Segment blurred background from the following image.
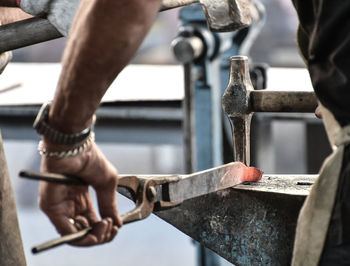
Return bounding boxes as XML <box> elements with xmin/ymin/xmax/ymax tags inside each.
<box><xmin>1</xmin><ymin>0</ymin><xmax>329</xmax><ymax>265</ymax></box>
<box><xmin>13</xmin><ymin>0</ymin><xmax>303</xmax><ymax>66</ymax></box>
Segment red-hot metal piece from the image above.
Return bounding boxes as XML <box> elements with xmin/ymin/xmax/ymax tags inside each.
<box><xmin>239</xmin><ymin>162</ymin><xmax>263</xmax><ymax>182</ymax></box>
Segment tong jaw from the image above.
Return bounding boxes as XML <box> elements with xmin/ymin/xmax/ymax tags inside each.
<box><xmin>119</xmin><ymin>175</ymin><xmax>182</xmax><ymax>224</ymax></box>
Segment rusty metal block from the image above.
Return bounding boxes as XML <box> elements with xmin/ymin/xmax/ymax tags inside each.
<box><xmin>155</xmin><ymin>175</ymin><xmax>316</xmax><ymax>265</ymax></box>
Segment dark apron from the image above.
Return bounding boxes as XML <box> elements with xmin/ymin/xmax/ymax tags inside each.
<box><xmin>290</xmin><ymin>1</ymin><xmax>350</xmax><ymax>264</ymax></box>
<box><xmin>0</xmin><ymin>132</ymin><xmax>26</xmax><ymax>266</ymax></box>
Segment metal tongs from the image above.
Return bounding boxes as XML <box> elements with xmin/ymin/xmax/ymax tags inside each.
<box><xmin>19</xmin><ymin>162</ymin><xmax>263</xmax><ymax>253</ymax></box>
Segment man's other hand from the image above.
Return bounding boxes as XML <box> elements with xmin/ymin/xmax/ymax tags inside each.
<box><xmin>39</xmin><ymin>141</ymin><xmax>122</xmax><ymax>246</ymax></box>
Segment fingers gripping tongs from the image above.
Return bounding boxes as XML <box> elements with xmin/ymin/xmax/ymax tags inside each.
<box><xmin>19</xmin><ymin>171</ymin><xmax>181</xmax><ymax>253</ymax></box>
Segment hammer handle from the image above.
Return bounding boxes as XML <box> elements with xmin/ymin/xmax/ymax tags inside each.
<box><xmin>0</xmin><ymin>0</ymin><xmax>200</xmax><ymax>53</ymax></box>
<box><xmin>250</xmin><ymin>91</ymin><xmax>318</xmax><ymax>113</ymax></box>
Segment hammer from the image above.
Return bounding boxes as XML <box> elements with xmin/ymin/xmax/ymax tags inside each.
<box><xmin>161</xmin><ymin>0</ymin><xmax>252</xmax><ymax>31</ymax></box>
<box><xmin>0</xmin><ymin>0</ymin><xmax>253</xmax><ymax>53</ymax></box>
<box><xmin>222</xmin><ymin>56</ymin><xmax>318</xmax><ymax>166</ymax></box>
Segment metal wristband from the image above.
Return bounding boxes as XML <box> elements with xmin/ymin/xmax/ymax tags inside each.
<box><xmin>38</xmin><ymin>132</ymin><xmax>95</xmax><ymax>158</ymax></box>
<box><xmin>33</xmin><ymin>102</ymin><xmax>95</xmax><ymax>145</ymax></box>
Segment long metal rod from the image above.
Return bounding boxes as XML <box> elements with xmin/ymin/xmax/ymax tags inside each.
<box><xmin>20</xmin><ymin>162</ymin><xmax>263</xmax><ymax>204</ymax></box>
<box><xmin>0</xmin><ymin>0</ymin><xmax>199</xmax><ymax>53</ymax></box>
<box><xmin>183</xmin><ymin>63</ymin><xmax>195</xmax><ymax>174</ymax></box>
<box><xmin>0</xmin><ymin>17</ymin><xmax>61</xmax><ymax>53</ymax></box>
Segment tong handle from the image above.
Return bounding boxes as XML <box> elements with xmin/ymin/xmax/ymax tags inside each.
<box><xmin>19</xmin><ymin>171</ymin><xmax>87</xmax><ymax>185</ymax></box>
<box><xmin>19</xmin><ymin>170</ymin><xmax>153</xmax><ymax>253</ymax></box>
<box><xmin>31</xmin><ymin>208</ymin><xmax>143</xmax><ymax>254</ymax></box>
<box><xmin>32</xmin><ymin>227</ymin><xmax>92</xmax><ymax>254</ymax></box>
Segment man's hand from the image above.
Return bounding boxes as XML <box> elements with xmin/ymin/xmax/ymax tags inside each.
<box><xmin>39</xmin><ymin>141</ymin><xmax>122</xmax><ymax>246</ymax></box>
<box><xmin>36</xmin><ymin>0</ymin><xmax>162</xmax><ymax>247</ymax></box>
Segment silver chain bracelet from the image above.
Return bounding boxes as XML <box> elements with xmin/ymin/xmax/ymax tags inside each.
<box><xmin>38</xmin><ymin>132</ymin><xmax>95</xmax><ymax>158</ymax></box>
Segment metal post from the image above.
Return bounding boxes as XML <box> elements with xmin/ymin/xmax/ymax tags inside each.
<box><xmin>183</xmin><ymin>62</ymin><xmax>196</xmax><ymax>173</ymax></box>
<box><xmin>177</xmin><ymin>1</ymin><xmax>267</xmax><ymax>264</ymax></box>
<box><xmin>177</xmin><ymin>5</ymin><xmax>229</xmax><ymax>266</ymax></box>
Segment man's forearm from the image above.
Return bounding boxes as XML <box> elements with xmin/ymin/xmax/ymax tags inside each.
<box><xmin>48</xmin><ymin>0</ymin><xmax>162</xmax><ymax>134</ymax></box>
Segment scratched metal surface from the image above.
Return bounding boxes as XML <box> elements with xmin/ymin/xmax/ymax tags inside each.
<box><xmin>235</xmin><ymin>174</ymin><xmax>317</xmax><ymax>196</ymax></box>
<box><xmin>155</xmin><ymin>180</ymin><xmax>309</xmax><ymax>265</ymax></box>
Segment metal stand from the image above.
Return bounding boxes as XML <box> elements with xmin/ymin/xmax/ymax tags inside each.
<box><xmin>173</xmin><ymin>2</ymin><xmax>266</xmax><ymax>265</ymax></box>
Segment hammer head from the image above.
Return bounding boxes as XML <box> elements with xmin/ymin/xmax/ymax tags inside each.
<box><xmin>222</xmin><ymin>56</ymin><xmax>253</xmax><ymax>117</ymax></box>
<box><xmin>200</xmin><ymin>0</ymin><xmax>252</xmax><ymax>32</ymax></box>
<box><xmin>222</xmin><ymin>56</ymin><xmax>254</xmax><ymax>165</ymax></box>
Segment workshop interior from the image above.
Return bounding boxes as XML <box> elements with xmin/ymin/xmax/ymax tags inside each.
<box><xmin>0</xmin><ymin>0</ymin><xmax>331</xmax><ymax>265</ymax></box>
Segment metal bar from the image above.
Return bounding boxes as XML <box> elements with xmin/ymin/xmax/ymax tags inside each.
<box><xmin>0</xmin><ymin>0</ymin><xmax>252</xmax><ymax>52</ymax></box>
<box><xmin>0</xmin><ymin>0</ymin><xmax>205</xmax><ymax>53</ymax></box>
<box><xmin>0</xmin><ymin>17</ymin><xmax>61</xmax><ymax>53</ymax></box>
<box><xmin>0</xmin><ymin>102</ymin><xmax>183</xmax><ymax>144</ymax></box>
<box><xmin>250</xmin><ymin>91</ymin><xmax>318</xmax><ymax>113</ymax></box>
<box><xmin>183</xmin><ymin>63</ymin><xmax>195</xmax><ymax>173</ymax></box>
<box><xmin>209</xmin><ymin>58</ymin><xmax>224</xmax><ymax>167</ymax></box>
<box><xmin>167</xmin><ymin>162</ymin><xmax>262</xmax><ymax>202</ymax></box>
<box><xmin>20</xmin><ymin>162</ymin><xmax>263</xmax><ymax>204</ymax></box>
